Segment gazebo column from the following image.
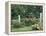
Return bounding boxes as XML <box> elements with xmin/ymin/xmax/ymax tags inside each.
<box><xmin>18</xmin><ymin>15</ymin><xmax>21</xmax><ymax>23</ymax></box>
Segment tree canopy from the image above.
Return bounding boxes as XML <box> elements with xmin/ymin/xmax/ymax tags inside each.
<box><xmin>11</xmin><ymin>4</ymin><xmax>43</xmax><ymax>19</ymax></box>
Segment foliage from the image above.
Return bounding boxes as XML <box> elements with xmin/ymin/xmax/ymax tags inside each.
<box><xmin>24</xmin><ymin>19</ymin><xmax>32</xmax><ymax>26</ymax></box>
<box><xmin>11</xmin><ymin>20</ymin><xmax>24</xmax><ymax>28</ymax></box>
<box><xmin>11</xmin><ymin>4</ymin><xmax>43</xmax><ymax>19</ymax></box>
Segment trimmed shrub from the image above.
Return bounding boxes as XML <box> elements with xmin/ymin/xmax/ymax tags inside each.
<box><xmin>11</xmin><ymin>20</ymin><xmax>25</xmax><ymax>28</ymax></box>
<box><xmin>25</xmin><ymin>20</ymin><xmax>32</xmax><ymax>26</ymax></box>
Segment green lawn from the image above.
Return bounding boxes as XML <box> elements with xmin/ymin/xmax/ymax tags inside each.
<box><xmin>11</xmin><ymin>26</ymin><xmax>32</xmax><ymax>32</ymax></box>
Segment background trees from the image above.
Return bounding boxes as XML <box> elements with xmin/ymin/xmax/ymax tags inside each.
<box><xmin>11</xmin><ymin>4</ymin><xmax>43</xmax><ymax>20</ymax></box>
